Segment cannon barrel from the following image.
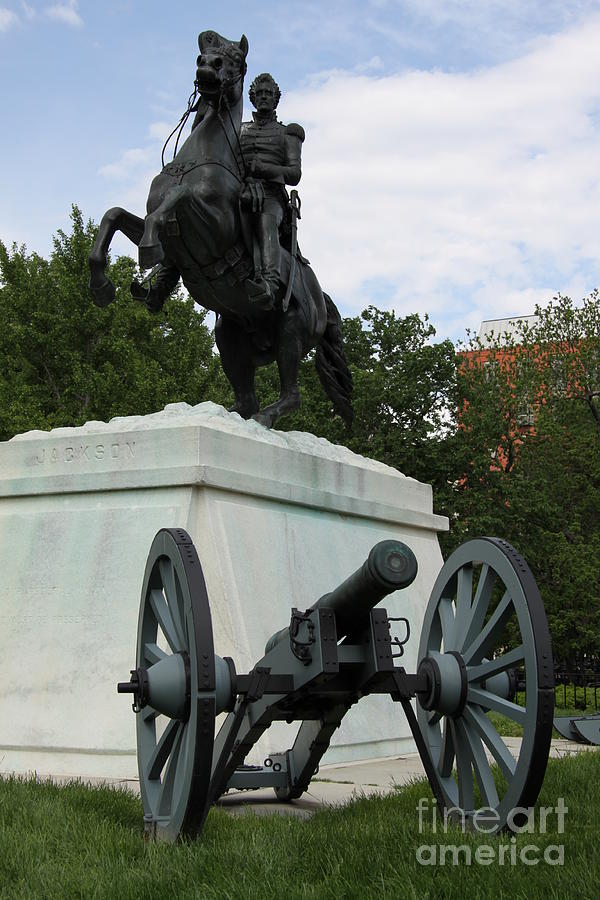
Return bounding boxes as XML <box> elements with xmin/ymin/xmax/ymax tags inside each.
<box><xmin>265</xmin><ymin>540</ymin><xmax>418</xmax><ymax>654</ymax></box>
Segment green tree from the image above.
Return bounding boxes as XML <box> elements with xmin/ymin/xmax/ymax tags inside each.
<box><xmin>258</xmin><ymin>306</ymin><xmax>458</xmax><ymax>499</ymax></box>
<box><xmin>0</xmin><ymin>207</ymin><xmax>227</xmax><ymax>440</ymax></box>
<box><xmin>452</xmin><ymin>293</ymin><xmax>600</xmax><ymax>657</ymax></box>
<box><xmin>1</xmin><ymin>210</ymin><xmax>458</xmax><ymax>499</ymax></box>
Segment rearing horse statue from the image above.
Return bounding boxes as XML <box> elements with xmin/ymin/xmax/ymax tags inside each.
<box><xmin>89</xmin><ymin>30</ymin><xmax>353</xmax><ymax>429</ymax></box>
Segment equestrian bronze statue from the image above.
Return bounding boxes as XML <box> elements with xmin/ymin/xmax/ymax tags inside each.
<box><xmin>89</xmin><ymin>30</ymin><xmax>353</xmax><ymax>429</ymax></box>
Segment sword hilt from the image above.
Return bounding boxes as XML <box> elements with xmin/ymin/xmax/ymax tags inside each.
<box><xmin>290</xmin><ymin>189</ymin><xmax>301</xmax><ymax>219</ymax></box>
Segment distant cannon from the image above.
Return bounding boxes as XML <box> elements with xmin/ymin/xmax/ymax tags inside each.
<box><xmin>118</xmin><ymin>528</ymin><xmax>554</xmax><ymax>841</ymax></box>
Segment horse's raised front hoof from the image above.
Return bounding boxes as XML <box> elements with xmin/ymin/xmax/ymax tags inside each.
<box><xmin>138</xmin><ymin>242</ymin><xmax>164</xmax><ymax>270</ymax></box>
<box><xmin>90</xmin><ymin>277</ymin><xmax>116</xmax><ymax>308</ymax></box>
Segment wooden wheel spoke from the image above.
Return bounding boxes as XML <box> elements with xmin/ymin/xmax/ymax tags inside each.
<box><xmin>437</xmin><ymin>597</ymin><xmax>456</xmax><ymax>651</ymax></box>
<box><xmin>149</xmin><ymin>588</ymin><xmax>184</xmax><ymax>653</ymax></box>
<box><xmin>466</xmin><ymin>644</ymin><xmax>524</xmax><ymax>684</ymax></box>
<box><xmin>460</xmin><ymin>564</ymin><xmax>496</xmax><ymax>652</ymax></box>
<box><xmin>158</xmin><ymin>723</ymin><xmax>185</xmax><ymax>816</ymax></box>
<box><xmin>457</xmin><ymin>717</ymin><xmax>499</xmax><ymax>809</ymax></box>
<box><xmin>467</xmin><ymin>687</ymin><xmax>527</xmax><ymax>725</ymax></box>
<box><xmin>462</xmin><ymin>590</ymin><xmax>513</xmax><ymax>665</ymax></box>
<box><xmin>159</xmin><ymin>558</ymin><xmax>185</xmax><ymax>640</ymax></box>
<box><xmin>453</xmin><ymin>564</ymin><xmax>474</xmax><ymax>652</ymax></box>
<box><xmin>147</xmin><ymin>718</ymin><xmax>181</xmax><ymax>781</ymax></box>
<box><xmin>142</xmin><ymin>705</ymin><xmax>159</xmax><ymax>723</ymax></box>
<box><xmin>450</xmin><ymin>718</ymin><xmax>475</xmax><ymax>812</ymax></box>
<box><xmin>463</xmin><ymin>704</ymin><xmax>516</xmax><ymax>780</ymax></box>
<box><xmin>438</xmin><ymin>719</ymin><xmax>455</xmax><ymax>778</ymax></box>
<box><xmin>144</xmin><ymin>642</ymin><xmax>168</xmax><ymax>665</ymax></box>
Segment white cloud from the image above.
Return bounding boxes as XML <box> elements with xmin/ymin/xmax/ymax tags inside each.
<box><xmin>20</xmin><ymin>1</ymin><xmax>34</xmax><ymax>20</ymax></box>
<box><xmin>95</xmin><ymin>13</ymin><xmax>600</xmax><ymax>340</ymax></box>
<box><xmin>99</xmin><ymin>147</ymin><xmax>156</xmax><ymax>182</ymax></box>
<box><xmin>98</xmin><ymin>121</ymin><xmax>174</xmax><ymax>187</ymax></box>
<box><xmin>148</xmin><ymin>121</ymin><xmax>174</xmax><ymax>142</ymax></box>
<box><xmin>355</xmin><ymin>56</ymin><xmax>385</xmax><ymax>74</ymax></box>
<box><xmin>45</xmin><ymin>0</ymin><xmax>82</xmax><ymax>27</ymax></box>
<box><xmin>0</xmin><ymin>7</ymin><xmax>19</xmax><ymax>30</ymax></box>
<box><xmin>274</xmin><ymin>14</ymin><xmax>600</xmax><ymax>338</ymax></box>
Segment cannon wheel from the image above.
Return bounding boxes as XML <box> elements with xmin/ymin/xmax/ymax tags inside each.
<box><xmin>135</xmin><ymin>528</ymin><xmax>216</xmax><ymax>841</ymax></box>
<box><xmin>416</xmin><ymin>538</ymin><xmax>554</xmax><ymax>832</ymax></box>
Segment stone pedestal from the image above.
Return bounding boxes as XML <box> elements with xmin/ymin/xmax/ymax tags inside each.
<box><xmin>0</xmin><ymin>403</ymin><xmax>447</xmax><ymax>779</ymax></box>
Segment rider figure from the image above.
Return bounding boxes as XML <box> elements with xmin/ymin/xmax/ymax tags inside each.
<box><xmin>240</xmin><ymin>73</ymin><xmax>305</xmax><ymax>308</ymax></box>
<box><xmin>130</xmin><ymin>72</ymin><xmax>304</xmax><ymax>314</ymax></box>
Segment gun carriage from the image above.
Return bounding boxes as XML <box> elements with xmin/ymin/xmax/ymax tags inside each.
<box><xmin>118</xmin><ymin>528</ymin><xmax>554</xmax><ymax>842</ymax></box>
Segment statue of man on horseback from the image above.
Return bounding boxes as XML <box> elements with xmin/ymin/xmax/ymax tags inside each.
<box><xmin>240</xmin><ymin>72</ymin><xmax>304</xmax><ymax>309</ymax></box>
<box><xmin>89</xmin><ymin>30</ymin><xmax>353</xmax><ymax>430</ymax></box>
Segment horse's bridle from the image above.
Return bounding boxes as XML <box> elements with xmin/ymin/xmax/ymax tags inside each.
<box><xmin>161</xmin><ymin>68</ymin><xmax>247</xmax><ymax>182</ymax></box>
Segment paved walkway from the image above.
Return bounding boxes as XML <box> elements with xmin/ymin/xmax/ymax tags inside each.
<box><xmin>216</xmin><ymin>738</ymin><xmax>598</xmax><ymax>819</ymax></box>
<box><xmin>35</xmin><ymin>738</ymin><xmax>598</xmax><ymax>820</ymax></box>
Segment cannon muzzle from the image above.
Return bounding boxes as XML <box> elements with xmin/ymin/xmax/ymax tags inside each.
<box><xmin>265</xmin><ymin>540</ymin><xmax>418</xmax><ymax>654</ymax></box>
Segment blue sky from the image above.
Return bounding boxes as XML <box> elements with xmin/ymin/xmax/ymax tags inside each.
<box><xmin>2</xmin><ymin>1</ymin><xmax>600</xmax><ymax>342</ymax></box>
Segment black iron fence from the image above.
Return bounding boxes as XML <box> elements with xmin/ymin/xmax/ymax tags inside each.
<box><xmin>511</xmin><ymin>656</ymin><xmax>600</xmax><ymax>709</ymax></box>
<box><xmin>553</xmin><ymin>656</ymin><xmax>600</xmax><ymax>710</ymax></box>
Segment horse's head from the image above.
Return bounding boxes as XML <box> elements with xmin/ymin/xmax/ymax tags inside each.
<box><xmin>195</xmin><ymin>31</ymin><xmax>248</xmax><ymax>105</ymax></box>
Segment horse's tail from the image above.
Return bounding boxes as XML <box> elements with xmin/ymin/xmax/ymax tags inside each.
<box><xmin>315</xmin><ymin>293</ymin><xmax>354</xmax><ymax>427</ymax></box>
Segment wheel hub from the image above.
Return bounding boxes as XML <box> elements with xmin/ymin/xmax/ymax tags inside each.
<box><xmin>118</xmin><ymin>651</ymin><xmax>191</xmax><ymax>721</ymax></box>
<box><xmin>417</xmin><ymin>650</ymin><xmax>468</xmax><ymax>717</ymax></box>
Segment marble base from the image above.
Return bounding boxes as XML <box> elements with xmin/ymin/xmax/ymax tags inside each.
<box><xmin>0</xmin><ymin>403</ymin><xmax>447</xmax><ymax>780</ymax></box>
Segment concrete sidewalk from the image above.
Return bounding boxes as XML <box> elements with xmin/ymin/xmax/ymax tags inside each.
<box><xmin>33</xmin><ymin>738</ymin><xmax>597</xmax><ymax>820</ymax></box>
<box><xmin>216</xmin><ymin>738</ymin><xmax>598</xmax><ymax>819</ymax></box>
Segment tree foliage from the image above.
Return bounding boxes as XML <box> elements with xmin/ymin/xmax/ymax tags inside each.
<box><xmin>452</xmin><ymin>294</ymin><xmax>600</xmax><ymax>657</ymax></box>
<box><xmin>257</xmin><ymin>306</ymin><xmax>458</xmax><ymax>500</ymax></box>
<box><xmin>3</xmin><ymin>209</ymin><xmax>597</xmax><ymax>656</ymax></box>
<box><xmin>0</xmin><ymin>211</ymin><xmax>457</xmax><ymax>476</ymax></box>
<box><xmin>0</xmin><ymin>207</ymin><xmax>226</xmax><ymax>440</ymax></box>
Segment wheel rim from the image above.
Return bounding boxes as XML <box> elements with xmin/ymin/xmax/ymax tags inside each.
<box><xmin>417</xmin><ymin>537</ymin><xmax>554</xmax><ymax>831</ymax></box>
<box><xmin>136</xmin><ymin>528</ymin><xmax>216</xmax><ymax>841</ymax></box>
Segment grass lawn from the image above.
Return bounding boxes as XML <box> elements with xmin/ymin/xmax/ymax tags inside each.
<box><xmin>1</xmin><ymin>750</ymin><xmax>599</xmax><ymax>899</ymax></box>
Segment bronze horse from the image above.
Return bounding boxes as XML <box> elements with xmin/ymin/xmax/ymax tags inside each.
<box><xmin>89</xmin><ymin>31</ymin><xmax>352</xmax><ymax>429</ymax></box>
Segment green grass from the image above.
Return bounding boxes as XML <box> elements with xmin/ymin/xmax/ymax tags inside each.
<box><xmin>2</xmin><ymin>751</ymin><xmax>599</xmax><ymax>899</ymax></box>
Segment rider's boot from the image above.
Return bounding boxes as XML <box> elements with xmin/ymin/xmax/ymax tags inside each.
<box><xmin>246</xmin><ymin>271</ymin><xmax>276</xmax><ymax>309</ymax></box>
<box><xmin>247</xmin><ymin>214</ymin><xmax>280</xmax><ymax>310</ymax></box>
<box><xmin>130</xmin><ymin>263</ymin><xmax>180</xmax><ymax>313</ymax></box>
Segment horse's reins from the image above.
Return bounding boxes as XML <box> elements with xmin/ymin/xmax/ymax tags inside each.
<box><xmin>161</xmin><ymin>68</ymin><xmax>248</xmax><ymax>182</ymax></box>
<box><xmin>161</xmin><ymin>86</ymin><xmax>199</xmax><ymax>168</ymax></box>
<box><xmin>218</xmin><ymin>93</ymin><xmax>248</xmax><ymax>181</ymax></box>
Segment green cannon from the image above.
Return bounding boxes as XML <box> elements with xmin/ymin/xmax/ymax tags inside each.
<box><xmin>118</xmin><ymin>528</ymin><xmax>555</xmax><ymax>842</ymax></box>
